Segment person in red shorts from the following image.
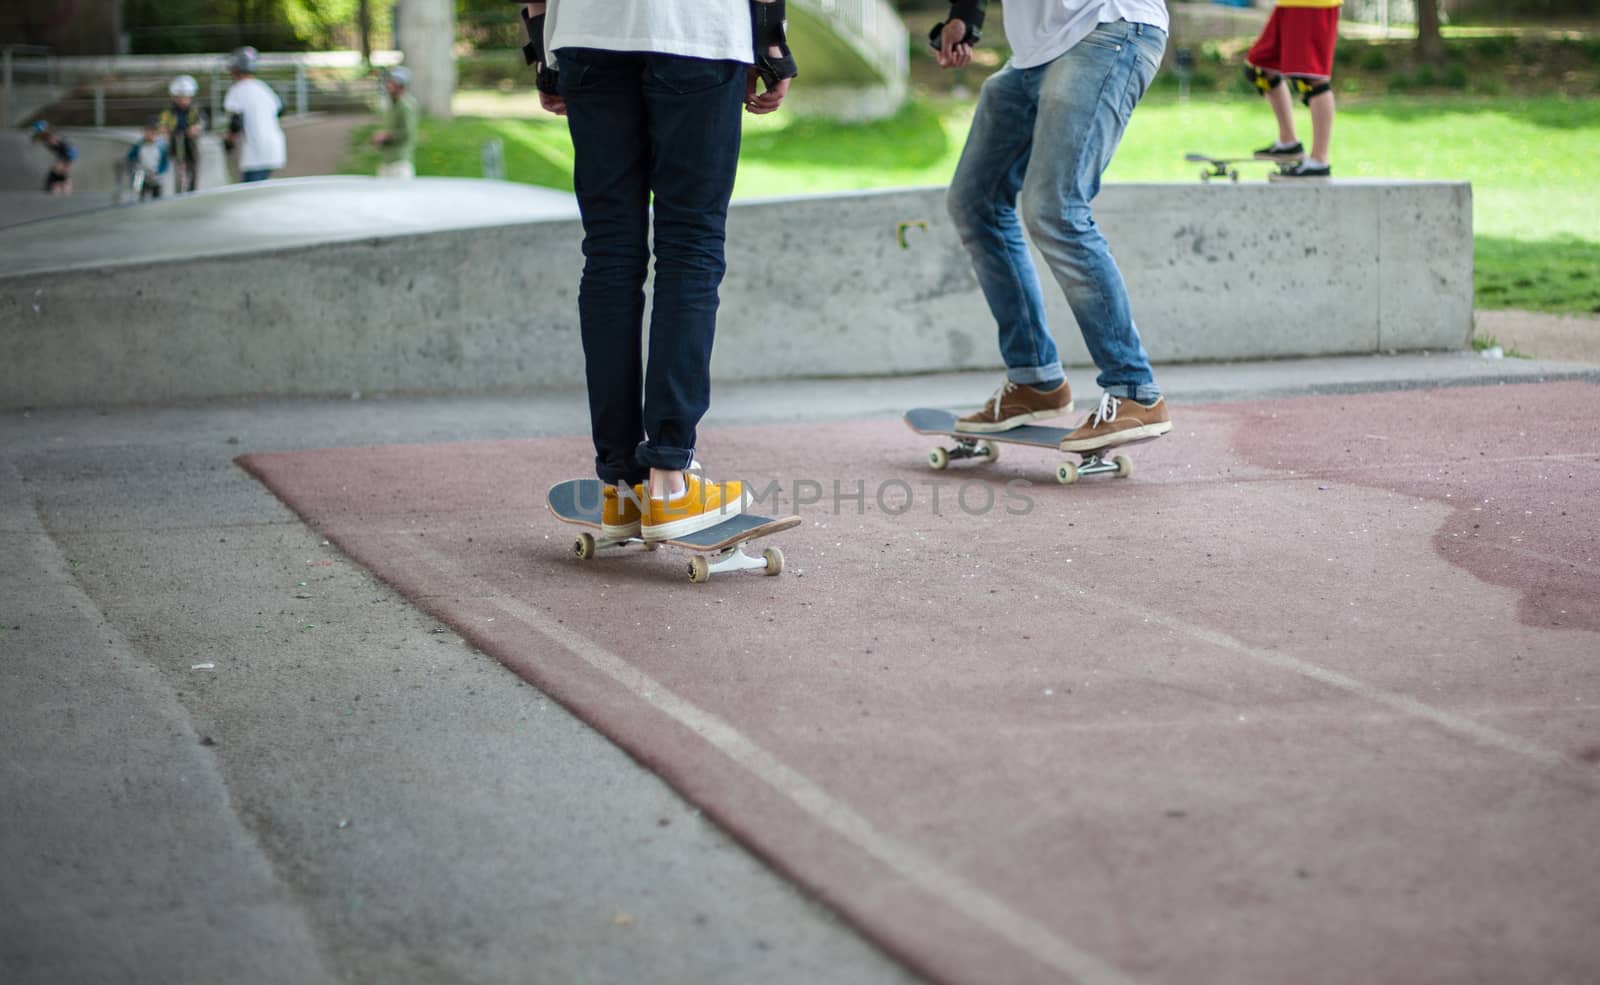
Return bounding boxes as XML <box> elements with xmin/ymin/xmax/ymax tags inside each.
<box><xmin>1244</xmin><ymin>0</ymin><xmax>1341</xmax><ymax>180</ymax></box>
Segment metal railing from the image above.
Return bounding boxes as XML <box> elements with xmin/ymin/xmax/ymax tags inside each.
<box><xmin>2</xmin><ymin>44</ymin><xmax>61</xmax><ymax>126</ymax></box>
<box><xmin>15</xmin><ymin>50</ymin><xmax>402</xmax><ymax>129</ymax></box>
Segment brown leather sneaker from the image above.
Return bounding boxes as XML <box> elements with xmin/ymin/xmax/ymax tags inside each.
<box><xmin>955</xmin><ymin>379</ymin><xmax>1073</xmax><ymax>433</ymax></box>
<box><xmin>1059</xmin><ymin>393</ymin><xmax>1172</xmax><ymax>451</ymax></box>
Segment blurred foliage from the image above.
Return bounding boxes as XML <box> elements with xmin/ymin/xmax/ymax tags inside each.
<box><xmin>123</xmin><ymin>0</ymin><xmax>394</xmax><ymax>53</ymax></box>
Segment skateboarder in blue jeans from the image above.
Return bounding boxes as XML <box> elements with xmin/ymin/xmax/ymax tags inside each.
<box><xmin>518</xmin><ymin>0</ymin><xmax>796</xmax><ymax>541</ymax></box>
<box><xmin>935</xmin><ymin>0</ymin><xmax>1174</xmax><ymax>452</ymax></box>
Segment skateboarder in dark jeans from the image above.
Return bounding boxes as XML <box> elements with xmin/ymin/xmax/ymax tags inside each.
<box><xmin>519</xmin><ymin>0</ymin><xmax>795</xmax><ymax>540</ymax></box>
<box><xmin>933</xmin><ymin>0</ymin><xmax>1174</xmax><ymax>452</ymax></box>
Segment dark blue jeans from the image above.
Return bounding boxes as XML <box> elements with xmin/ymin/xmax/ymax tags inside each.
<box><xmin>241</xmin><ymin>168</ymin><xmax>273</xmax><ymax>182</ymax></box>
<box><xmin>557</xmin><ymin>48</ymin><xmax>745</xmax><ymax>485</ymax></box>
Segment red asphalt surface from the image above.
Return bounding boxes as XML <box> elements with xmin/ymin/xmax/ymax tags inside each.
<box><xmin>240</xmin><ymin>382</ymin><xmax>1600</xmax><ymax>985</ymax></box>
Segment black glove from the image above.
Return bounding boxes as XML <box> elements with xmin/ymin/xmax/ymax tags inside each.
<box><xmin>518</xmin><ymin>6</ymin><xmax>560</xmax><ymax>96</ymax></box>
<box><xmin>751</xmin><ymin>0</ymin><xmax>798</xmax><ymax>88</ymax></box>
<box><xmin>928</xmin><ymin>0</ymin><xmax>985</xmax><ymax>52</ymax></box>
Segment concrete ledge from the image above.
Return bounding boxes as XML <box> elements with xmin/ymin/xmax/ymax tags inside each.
<box><xmin>0</xmin><ymin>179</ymin><xmax>1472</xmax><ymax>409</ymax></box>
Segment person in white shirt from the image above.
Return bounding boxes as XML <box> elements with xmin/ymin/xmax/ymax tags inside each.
<box><xmin>934</xmin><ymin>0</ymin><xmax>1175</xmax><ymax>453</ymax></box>
<box><xmin>518</xmin><ymin>1</ymin><xmax>797</xmax><ymax>542</ymax></box>
<box><xmin>125</xmin><ymin>118</ymin><xmax>170</xmax><ymax>200</ymax></box>
<box><xmin>222</xmin><ymin>46</ymin><xmax>287</xmax><ymax>182</ymax></box>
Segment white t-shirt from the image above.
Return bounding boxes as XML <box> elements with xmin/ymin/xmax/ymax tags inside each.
<box><xmin>546</xmin><ymin>0</ymin><xmax>753</xmax><ymax>64</ymax></box>
<box><xmin>133</xmin><ymin>140</ymin><xmax>165</xmax><ymax>173</ymax></box>
<box><xmin>1004</xmin><ymin>0</ymin><xmax>1170</xmax><ymax>70</ymax></box>
<box><xmin>223</xmin><ymin>77</ymin><xmax>287</xmax><ymax>171</ymax></box>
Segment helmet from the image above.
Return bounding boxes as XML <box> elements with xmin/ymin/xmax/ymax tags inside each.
<box><xmin>170</xmin><ymin>74</ymin><xmax>199</xmax><ymax>97</ymax></box>
<box><xmin>229</xmin><ymin>46</ymin><xmax>259</xmax><ymax>74</ymax></box>
<box><xmin>383</xmin><ymin>66</ymin><xmax>411</xmax><ymax>88</ymax></box>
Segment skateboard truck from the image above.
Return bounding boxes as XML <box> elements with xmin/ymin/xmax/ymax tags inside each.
<box><xmin>926</xmin><ymin>433</ymin><xmax>1131</xmax><ymax>485</ymax></box>
<box><xmin>1054</xmin><ymin>449</ymin><xmax>1131</xmax><ymax>485</ymax></box>
<box><xmin>686</xmin><ymin>543</ymin><xmax>782</xmax><ymax>583</ymax></box>
<box><xmin>572</xmin><ymin>530</ymin><xmax>782</xmax><ymax>583</ymax></box>
<box><xmin>927</xmin><ymin>437</ymin><xmax>999</xmax><ymax>470</ymax></box>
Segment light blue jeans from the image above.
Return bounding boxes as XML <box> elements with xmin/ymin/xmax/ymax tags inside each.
<box><xmin>947</xmin><ymin>21</ymin><xmax>1167</xmax><ymax>401</ymax></box>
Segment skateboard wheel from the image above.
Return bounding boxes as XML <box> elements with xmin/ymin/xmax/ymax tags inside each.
<box><xmin>928</xmin><ymin>447</ymin><xmax>949</xmax><ymax>471</ymax></box>
<box><xmin>643</xmin><ymin>541</ymin><xmax>660</xmax><ymax>552</ymax></box>
<box><xmin>979</xmin><ymin>440</ymin><xmax>999</xmax><ymax>463</ymax></box>
<box><xmin>573</xmin><ymin>532</ymin><xmax>596</xmax><ymax>560</ymax></box>
<box><xmin>1229</xmin><ymin>168</ymin><xmax>1240</xmax><ymax>183</ymax></box>
<box><xmin>687</xmin><ymin>556</ymin><xmax>710</xmax><ymax>584</ymax></box>
<box><xmin>1200</xmin><ymin>169</ymin><xmax>1212</xmax><ymax>182</ymax></box>
<box><xmin>1114</xmin><ymin>455</ymin><xmax>1133</xmax><ymax>478</ymax></box>
<box><xmin>1056</xmin><ymin>462</ymin><xmax>1079</xmax><ymax>485</ymax></box>
<box><xmin>762</xmin><ymin>546</ymin><xmax>784</xmax><ymax>576</ymax></box>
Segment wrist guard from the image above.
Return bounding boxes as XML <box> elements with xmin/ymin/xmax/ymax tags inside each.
<box><xmin>928</xmin><ymin>0</ymin><xmax>985</xmax><ymax>51</ymax></box>
<box><xmin>518</xmin><ymin>7</ymin><xmax>560</xmax><ymax>96</ymax></box>
<box><xmin>751</xmin><ymin>0</ymin><xmax>798</xmax><ymax>87</ymax></box>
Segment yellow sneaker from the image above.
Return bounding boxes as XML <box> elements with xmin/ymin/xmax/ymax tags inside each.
<box><xmin>642</xmin><ymin>474</ymin><xmax>748</xmax><ymax>542</ymax></box>
<box><xmin>601</xmin><ymin>483</ymin><xmax>645</xmax><ymax>540</ymax></box>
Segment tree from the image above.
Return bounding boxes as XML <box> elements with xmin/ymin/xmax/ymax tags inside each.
<box><xmin>1416</xmin><ymin>0</ymin><xmax>1444</xmax><ymax>63</ymax></box>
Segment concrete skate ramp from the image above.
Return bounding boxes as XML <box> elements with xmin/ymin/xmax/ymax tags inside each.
<box><xmin>238</xmin><ymin>381</ymin><xmax>1600</xmax><ymax>985</ymax></box>
<box><xmin>1</xmin><ymin>181</ymin><xmax>1472</xmax><ymax>409</ymax></box>
<box><xmin>0</xmin><ymin>175</ymin><xmax>577</xmax><ymax>276</ymax></box>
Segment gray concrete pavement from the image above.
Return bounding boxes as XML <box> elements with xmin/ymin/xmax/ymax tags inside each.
<box><xmin>0</xmin><ymin>176</ymin><xmax>579</xmax><ymax>276</ymax></box>
<box><xmin>3</xmin><ymin>355</ymin><xmax>1597</xmax><ymax>985</ymax></box>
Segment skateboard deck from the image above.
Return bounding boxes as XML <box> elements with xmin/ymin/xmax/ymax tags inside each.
<box><xmin>1185</xmin><ymin>152</ymin><xmax>1298</xmax><ymax>183</ymax></box>
<box><xmin>546</xmin><ymin>479</ymin><xmax>800</xmax><ymax>583</ymax></box>
<box><xmin>904</xmin><ymin>407</ymin><xmax>1146</xmax><ymax>485</ymax></box>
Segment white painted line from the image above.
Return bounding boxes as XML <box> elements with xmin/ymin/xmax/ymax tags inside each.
<box><xmin>1112</xmin><ymin>601</ymin><xmax>1599</xmax><ymax>783</ymax></box>
<box><xmin>402</xmin><ymin>541</ymin><xmax>1136</xmax><ymax>985</ymax></box>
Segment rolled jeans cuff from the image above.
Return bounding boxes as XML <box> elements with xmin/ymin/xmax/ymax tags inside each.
<box><xmin>1005</xmin><ymin>364</ymin><xmax>1067</xmax><ymax>387</ymax></box>
<box><xmin>635</xmin><ymin>441</ymin><xmax>696</xmax><ymax>472</ymax></box>
<box><xmin>595</xmin><ymin>457</ymin><xmax>648</xmax><ymax>486</ymax></box>
<box><xmin>1103</xmin><ymin>383</ymin><xmax>1162</xmax><ymax>403</ymax></box>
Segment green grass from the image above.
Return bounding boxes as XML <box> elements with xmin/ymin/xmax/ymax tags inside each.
<box><xmin>342</xmin><ymin>116</ymin><xmax>574</xmax><ymax>190</ymax></box>
<box><xmin>1475</xmin><ymin>236</ymin><xmax>1600</xmax><ymax>314</ymax></box>
<box><xmin>346</xmin><ymin>92</ymin><xmax>1600</xmax><ymax>315</ymax></box>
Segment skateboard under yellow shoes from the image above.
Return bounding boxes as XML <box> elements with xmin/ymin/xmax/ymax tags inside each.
<box><xmin>642</xmin><ymin>473</ymin><xmax>751</xmax><ymax>542</ymax></box>
<box><xmin>1059</xmin><ymin>394</ymin><xmax>1172</xmax><ymax>453</ymax></box>
<box><xmin>601</xmin><ymin>483</ymin><xmax>645</xmax><ymax>540</ymax></box>
<box><xmin>547</xmin><ymin>479</ymin><xmax>798</xmax><ymax>584</ymax></box>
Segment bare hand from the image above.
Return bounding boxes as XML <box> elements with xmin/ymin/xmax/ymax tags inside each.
<box><xmin>539</xmin><ymin>90</ymin><xmax>566</xmax><ymax>116</ymax></box>
<box><xmin>937</xmin><ymin>19</ymin><xmax>973</xmax><ymax>70</ymax></box>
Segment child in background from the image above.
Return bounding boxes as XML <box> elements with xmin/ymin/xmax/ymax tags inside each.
<box><xmin>126</xmin><ymin>118</ymin><xmax>171</xmax><ymax>200</ymax></box>
<box><xmin>159</xmin><ymin>75</ymin><xmax>207</xmax><ymax>193</ymax></box>
<box><xmin>31</xmin><ymin>120</ymin><xmax>77</xmax><ymax>196</ymax></box>
<box><xmin>1244</xmin><ymin>0</ymin><xmax>1341</xmax><ymax>180</ymax></box>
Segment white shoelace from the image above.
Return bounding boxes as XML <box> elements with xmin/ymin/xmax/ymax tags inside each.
<box><xmin>986</xmin><ymin>381</ymin><xmax>1020</xmax><ymax>417</ymax></box>
<box><xmin>1089</xmin><ymin>392</ymin><xmax>1121</xmax><ymax>426</ymax></box>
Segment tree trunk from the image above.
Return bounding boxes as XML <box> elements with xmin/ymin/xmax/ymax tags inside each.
<box><xmin>1416</xmin><ymin>0</ymin><xmax>1444</xmax><ymax>63</ymax></box>
<box><xmin>396</xmin><ymin>0</ymin><xmax>456</xmax><ymax>117</ymax></box>
<box><xmin>358</xmin><ymin>0</ymin><xmax>372</xmax><ymax>66</ymax></box>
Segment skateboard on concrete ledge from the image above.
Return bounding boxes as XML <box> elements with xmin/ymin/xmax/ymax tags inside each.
<box><xmin>546</xmin><ymin>479</ymin><xmax>800</xmax><ymax>584</ymax></box>
<box><xmin>1185</xmin><ymin>152</ymin><xmax>1298</xmax><ymax>183</ymax></box>
<box><xmin>903</xmin><ymin>408</ymin><xmax>1144</xmax><ymax>485</ymax></box>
